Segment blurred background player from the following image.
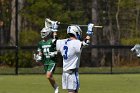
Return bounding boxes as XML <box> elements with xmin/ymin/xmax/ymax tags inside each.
<box><xmin>131</xmin><ymin>44</ymin><xmax>140</xmax><ymax>57</ymax></box>
<box><xmin>56</xmin><ymin>23</ymin><xmax>94</xmax><ymax>93</ymax></box>
<box><xmin>34</xmin><ymin>22</ymin><xmax>59</xmax><ymax>93</ymax></box>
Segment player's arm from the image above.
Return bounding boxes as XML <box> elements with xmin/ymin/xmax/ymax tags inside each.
<box><xmin>82</xmin><ymin>23</ymin><xmax>94</xmax><ymax>46</ymax></box>
<box><xmin>51</xmin><ymin>20</ymin><xmax>59</xmax><ymax>42</ymax></box>
<box><xmin>45</xmin><ymin>18</ymin><xmax>59</xmax><ymax>42</ymax></box>
<box><xmin>49</xmin><ymin>21</ymin><xmax>59</xmax><ymax>57</ymax></box>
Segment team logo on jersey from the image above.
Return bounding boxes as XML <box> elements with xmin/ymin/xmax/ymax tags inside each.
<box><xmin>42</xmin><ymin>45</ymin><xmax>51</xmax><ymax>48</ymax></box>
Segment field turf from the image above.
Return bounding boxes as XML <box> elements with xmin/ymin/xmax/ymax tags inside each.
<box><xmin>0</xmin><ymin>74</ymin><xmax>140</xmax><ymax>93</ymax></box>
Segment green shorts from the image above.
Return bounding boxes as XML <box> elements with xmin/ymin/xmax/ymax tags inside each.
<box><xmin>44</xmin><ymin>63</ymin><xmax>56</xmax><ymax>73</ymax></box>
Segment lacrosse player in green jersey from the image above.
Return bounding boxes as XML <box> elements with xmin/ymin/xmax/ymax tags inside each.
<box><xmin>34</xmin><ymin>21</ymin><xmax>59</xmax><ymax>93</ymax></box>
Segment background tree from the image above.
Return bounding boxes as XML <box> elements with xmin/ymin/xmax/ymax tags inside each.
<box><xmin>0</xmin><ymin>0</ymin><xmax>140</xmax><ymax>67</ymax></box>
<box><xmin>0</xmin><ymin>0</ymin><xmax>11</xmax><ymax>45</ymax></box>
<box><xmin>20</xmin><ymin>0</ymin><xmax>89</xmax><ymax>39</ymax></box>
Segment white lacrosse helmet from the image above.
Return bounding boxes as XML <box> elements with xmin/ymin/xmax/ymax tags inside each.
<box><xmin>40</xmin><ymin>27</ymin><xmax>52</xmax><ymax>38</ymax></box>
<box><xmin>67</xmin><ymin>25</ymin><xmax>82</xmax><ymax>39</ymax></box>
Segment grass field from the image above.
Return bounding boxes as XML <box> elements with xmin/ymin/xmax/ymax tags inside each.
<box><xmin>0</xmin><ymin>74</ymin><xmax>140</xmax><ymax>93</ymax></box>
<box><xmin>2</xmin><ymin>67</ymin><xmax>140</xmax><ymax>74</ymax></box>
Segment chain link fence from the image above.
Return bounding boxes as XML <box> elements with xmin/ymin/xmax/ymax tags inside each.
<box><xmin>1</xmin><ymin>45</ymin><xmax>140</xmax><ymax>75</ymax></box>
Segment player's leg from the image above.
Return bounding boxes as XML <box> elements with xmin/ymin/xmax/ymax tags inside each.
<box><xmin>44</xmin><ymin>64</ymin><xmax>59</xmax><ymax>93</ymax></box>
<box><xmin>46</xmin><ymin>71</ymin><xmax>59</xmax><ymax>93</ymax></box>
<box><xmin>46</xmin><ymin>72</ymin><xmax>58</xmax><ymax>87</ymax></box>
<box><xmin>67</xmin><ymin>72</ymin><xmax>79</xmax><ymax>93</ymax></box>
<box><xmin>62</xmin><ymin>71</ymin><xmax>79</xmax><ymax>93</ymax></box>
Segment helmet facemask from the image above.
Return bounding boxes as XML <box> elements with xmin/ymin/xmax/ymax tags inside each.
<box><xmin>41</xmin><ymin>27</ymin><xmax>52</xmax><ymax>39</ymax></box>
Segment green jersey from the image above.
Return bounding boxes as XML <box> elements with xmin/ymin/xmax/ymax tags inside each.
<box><xmin>37</xmin><ymin>39</ymin><xmax>57</xmax><ymax>65</ymax></box>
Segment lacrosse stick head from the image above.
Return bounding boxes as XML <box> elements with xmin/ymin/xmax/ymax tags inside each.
<box><xmin>45</xmin><ymin>18</ymin><xmax>52</xmax><ymax>28</ymax></box>
<box><xmin>45</xmin><ymin>18</ymin><xmax>59</xmax><ymax>27</ymax></box>
<box><xmin>67</xmin><ymin>25</ymin><xmax>82</xmax><ymax>40</ymax></box>
<box><xmin>40</xmin><ymin>27</ymin><xmax>52</xmax><ymax>38</ymax></box>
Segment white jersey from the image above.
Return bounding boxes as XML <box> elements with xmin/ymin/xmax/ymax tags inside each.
<box><xmin>56</xmin><ymin>39</ymin><xmax>82</xmax><ymax>71</ymax></box>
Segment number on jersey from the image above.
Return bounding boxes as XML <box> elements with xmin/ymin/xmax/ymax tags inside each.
<box><xmin>63</xmin><ymin>46</ymin><xmax>68</xmax><ymax>60</ymax></box>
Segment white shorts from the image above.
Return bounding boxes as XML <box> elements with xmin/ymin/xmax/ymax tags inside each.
<box><xmin>62</xmin><ymin>71</ymin><xmax>80</xmax><ymax>90</ymax></box>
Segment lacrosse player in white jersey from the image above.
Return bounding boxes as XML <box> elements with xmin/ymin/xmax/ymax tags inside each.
<box><xmin>56</xmin><ymin>23</ymin><xmax>94</xmax><ymax>93</ymax></box>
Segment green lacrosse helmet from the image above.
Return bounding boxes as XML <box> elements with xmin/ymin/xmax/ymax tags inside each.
<box><xmin>40</xmin><ymin>27</ymin><xmax>52</xmax><ymax>38</ymax></box>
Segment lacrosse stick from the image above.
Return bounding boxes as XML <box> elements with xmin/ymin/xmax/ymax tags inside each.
<box><xmin>45</xmin><ymin>18</ymin><xmax>60</xmax><ymax>28</ymax></box>
<box><xmin>77</xmin><ymin>25</ymin><xmax>103</xmax><ymax>28</ymax></box>
<box><xmin>45</xmin><ymin>18</ymin><xmax>103</xmax><ymax>29</ymax></box>
<box><xmin>59</xmin><ymin>22</ymin><xmax>103</xmax><ymax>28</ymax></box>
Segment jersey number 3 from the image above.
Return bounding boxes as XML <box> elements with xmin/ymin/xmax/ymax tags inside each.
<box><xmin>63</xmin><ymin>46</ymin><xmax>68</xmax><ymax>60</ymax></box>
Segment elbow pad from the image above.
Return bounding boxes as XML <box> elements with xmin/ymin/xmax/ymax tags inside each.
<box><xmin>52</xmin><ymin>35</ymin><xmax>58</xmax><ymax>44</ymax></box>
<box><xmin>82</xmin><ymin>39</ymin><xmax>90</xmax><ymax>46</ymax></box>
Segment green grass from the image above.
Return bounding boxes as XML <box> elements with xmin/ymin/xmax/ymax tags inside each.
<box><xmin>0</xmin><ymin>74</ymin><xmax>140</xmax><ymax>93</ymax></box>
<box><xmin>2</xmin><ymin>66</ymin><xmax>140</xmax><ymax>74</ymax></box>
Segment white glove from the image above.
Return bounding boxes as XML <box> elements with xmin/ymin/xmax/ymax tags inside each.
<box><xmin>33</xmin><ymin>54</ymin><xmax>42</xmax><ymax>62</ymax></box>
<box><xmin>131</xmin><ymin>44</ymin><xmax>140</xmax><ymax>52</ymax></box>
<box><xmin>51</xmin><ymin>21</ymin><xmax>58</xmax><ymax>32</ymax></box>
<box><xmin>82</xmin><ymin>41</ymin><xmax>89</xmax><ymax>46</ymax></box>
<box><xmin>86</xmin><ymin>23</ymin><xmax>94</xmax><ymax>36</ymax></box>
<box><xmin>49</xmin><ymin>51</ymin><xmax>57</xmax><ymax>57</ymax></box>
<box><xmin>131</xmin><ymin>44</ymin><xmax>140</xmax><ymax>57</ymax></box>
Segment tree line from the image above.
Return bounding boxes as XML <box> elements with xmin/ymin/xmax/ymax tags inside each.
<box><xmin>0</xmin><ymin>0</ymin><xmax>140</xmax><ymax>67</ymax></box>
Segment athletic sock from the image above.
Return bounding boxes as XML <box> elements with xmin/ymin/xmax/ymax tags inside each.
<box><xmin>54</xmin><ymin>84</ymin><xmax>59</xmax><ymax>93</ymax></box>
<box><xmin>54</xmin><ymin>83</ymin><xmax>58</xmax><ymax>89</ymax></box>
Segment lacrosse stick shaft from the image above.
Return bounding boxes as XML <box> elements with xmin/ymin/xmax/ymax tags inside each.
<box><xmin>78</xmin><ymin>25</ymin><xmax>103</xmax><ymax>28</ymax></box>
<box><xmin>45</xmin><ymin>18</ymin><xmax>103</xmax><ymax>28</ymax></box>
<box><xmin>58</xmin><ymin>22</ymin><xmax>103</xmax><ymax>28</ymax></box>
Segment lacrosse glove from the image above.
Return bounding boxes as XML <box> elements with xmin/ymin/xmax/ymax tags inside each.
<box><xmin>86</xmin><ymin>23</ymin><xmax>94</xmax><ymax>36</ymax></box>
<box><xmin>51</xmin><ymin>21</ymin><xmax>58</xmax><ymax>32</ymax></box>
<box><xmin>33</xmin><ymin>54</ymin><xmax>42</xmax><ymax>62</ymax></box>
